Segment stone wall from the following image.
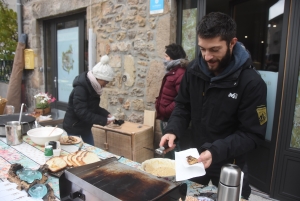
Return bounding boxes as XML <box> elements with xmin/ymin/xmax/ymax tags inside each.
<box><xmin>21</xmin><ymin>0</ymin><xmax>177</xmax><ymax>141</ymax></box>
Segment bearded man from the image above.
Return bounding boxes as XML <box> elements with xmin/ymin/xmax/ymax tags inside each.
<box><xmin>159</xmin><ymin>12</ymin><xmax>267</xmax><ymax>200</ymax></box>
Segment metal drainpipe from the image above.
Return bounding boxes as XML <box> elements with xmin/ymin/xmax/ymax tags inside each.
<box><xmin>17</xmin><ymin>0</ymin><xmax>23</xmax><ymax>40</ymax></box>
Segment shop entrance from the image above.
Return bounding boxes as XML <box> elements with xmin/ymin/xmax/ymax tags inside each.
<box><xmin>43</xmin><ymin>13</ymin><xmax>87</xmax><ymax>111</ymax></box>
<box><xmin>177</xmin><ymin>0</ymin><xmax>286</xmax><ymax>195</ymax></box>
<box><xmin>271</xmin><ymin>0</ymin><xmax>300</xmax><ymax>200</ymax></box>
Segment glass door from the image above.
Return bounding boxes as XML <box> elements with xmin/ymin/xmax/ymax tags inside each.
<box><xmin>44</xmin><ymin>13</ymin><xmax>87</xmax><ymax>110</ymax></box>
<box><xmin>272</xmin><ymin>0</ymin><xmax>300</xmax><ymax>200</ymax></box>
<box><xmin>177</xmin><ymin>0</ymin><xmax>288</xmax><ymax>194</ymax></box>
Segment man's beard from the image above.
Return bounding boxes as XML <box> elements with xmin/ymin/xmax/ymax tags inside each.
<box><xmin>206</xmin><ymin>47</ymin><xmax>232</xmax><ymax>74</ymax></box>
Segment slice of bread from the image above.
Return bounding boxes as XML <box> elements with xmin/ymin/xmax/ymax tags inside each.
<box><xmin>77</xmin><ymin>155</ymin><xmax>85</xmax><ymax>166</ymax></box>
<box><xmin>46</xmin><ymin>156</ymin><xmax>67</xmax><ymax>172</ymax></box>
<box><xmin>82</xmin><ymin>152</ymin><xmax>100</xmax><ymax>164</ymax></box>
<box><xmin>71</xmin><ymin>155</ymin><xmax>81</xmax><ymax>167</ymax></box>
<box><xmin>63</xmin><ymin>155</ymin><xmax>73</xmax><ymax>167</ymax></box>
<box><xmin>67</xmin><ymin>153</ymin><xmax>77</xmax><ymax>167</ymax></box>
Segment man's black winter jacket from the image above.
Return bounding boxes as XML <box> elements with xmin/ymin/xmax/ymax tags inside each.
<box><xmin>63</xmin><ymin>72</ymin><xmax>109</xmax><ymax>135</ymax></box>
<box><xmin>165</xmin><ymin>58</ymin><xmax>267</xmax><ymax>165</ymax></box>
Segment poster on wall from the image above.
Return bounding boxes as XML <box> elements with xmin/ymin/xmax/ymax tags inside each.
<box><xmin>258</xmin><ymin>70</ymin><xmax>278</xmax><ymax>141</ymax></box>
<box><xmin>150</xmin><ymin>0</ymin><xmax>164</xmax><ymax>14</ymax></box>
<box><xmin>57</xmin><ymin>27</ymin><xmax>79</xmax><ymax>103</ymax></box>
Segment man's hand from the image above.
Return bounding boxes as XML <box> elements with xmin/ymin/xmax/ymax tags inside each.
<box><xmin>159</xmin><ymin>133</ymin><xmax>177</xmax><ymax>153</ymax></box>
<box><xmin>198</xmin><ymin>150</ymin><xmax>212</xmax><ymax>169</ymax></box>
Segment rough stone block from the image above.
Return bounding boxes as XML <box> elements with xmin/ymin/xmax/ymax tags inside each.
<box><xmin>109</xmin><ymin>55</ymin><xmax>122</xmax><ymax>68</ymax></box>
<box><xmin>132</xmin><ymin>99</ymin><xmax>144</xmax><ymax>111</ymax></box>
<box><xmin>124</xmin><ymin>55</ymin><xmax>135</xmax><ymax>87</ymax></box>
<box><xmin>123</xmin><ymin>100</ymin><xmax>130</xmax><ymax>110</ymax></box>
<box><xmin>146</xmin><ymin>60</ymin><xmax>165</xmax><ymax>103</ymax></box>
<box><xmin>128</xmin><ymin>0</ymin><xmax>139</xmax><ymax>5</ymax></box>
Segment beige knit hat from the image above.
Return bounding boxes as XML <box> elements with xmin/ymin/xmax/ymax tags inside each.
<box><xmin>92</xmin><ymin>55</ymin><xmax>114</xmax><ymax>81</ymax></box>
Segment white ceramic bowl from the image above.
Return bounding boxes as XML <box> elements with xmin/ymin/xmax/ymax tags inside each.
<box><xmin>27</xmin><ymin>127</ymin><xmax>64</xmax><ymax>146</ymax></box>
<box><xmin>141</xmin><ymin>158</ymin><xmax>175</xmax><ymax>181</ymax></box>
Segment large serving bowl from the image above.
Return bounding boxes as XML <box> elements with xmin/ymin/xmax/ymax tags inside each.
<box><xmin>27</xmin><ymin>127</ymin><xmax>64</xmax><ymax>146</ymax></box>
<box><xmin>141</xmin><ymin>158</ymin><xmax>175</xmax><ymax>181</ymax></box>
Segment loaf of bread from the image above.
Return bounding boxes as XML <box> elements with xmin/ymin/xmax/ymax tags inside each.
<box><xmin>46</xmin><ymin>156</ymin><xmax>67</xmax><ymax>172</ymax></box>
<box><xmin>55</xmin><ymin>151</ymin><xmax>101</xmax><ymax>171</ymax></box>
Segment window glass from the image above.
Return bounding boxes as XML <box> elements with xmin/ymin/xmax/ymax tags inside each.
<box><xmin>291</xmin><ymin>73</ymin><xmax>300</xmax><ymax>149</ymax></box>
<box><xmin>181</xmin><ymin>1</ymin><xmax>197</xmax><ymax>60</ymax></box>
<box><xmin>57</xmin><ymin>25</ymin><xmax>79</xmax><ymax>103</ymax></box>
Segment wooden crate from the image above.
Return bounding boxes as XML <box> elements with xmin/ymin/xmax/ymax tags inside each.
<box><xmin>92</xmin><ymin>121</ymin><xmax>154</xmax><ymax>163</ymax></box>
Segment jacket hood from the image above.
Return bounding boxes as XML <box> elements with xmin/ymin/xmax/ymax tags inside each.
<box><xmin>180</xmin><ymin>58</ymin><xmax>189</xmax><ymax>68</ymax></box>
<box><xmin>73</xmin><ymin>72</ymin><xmax>95</xmax><ymax>95</ymax></box>
<box><xmin>198</xmin><ymin>42</ymin><xmax>250</xmax><ymax>82</ymax></box>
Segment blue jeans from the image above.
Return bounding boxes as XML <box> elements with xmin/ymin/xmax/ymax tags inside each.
<box><xmin>67</xmin><ymin>130</ymin><xmax>94</xmax><ymax>146</ymax></box>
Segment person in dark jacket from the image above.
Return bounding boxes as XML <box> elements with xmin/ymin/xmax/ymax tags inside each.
<box><xmin>63</xmin><ymin>55</ymin><xmax>115</xmax><ymax>145</ymax></box>
<box><xmin>159</xmin><ymin>12</ymin><xmax>267</xmax><ymax>200</ymax></box>
<box><xmin>155</xmin><ymin>43</ymin><xmax>188</xmax><ymax>159</ymax></box>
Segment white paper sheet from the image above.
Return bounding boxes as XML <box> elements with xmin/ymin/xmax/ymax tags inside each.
<box><xmin>0</xmin><ymin>180</ymin><xmax>43</xmax><ymax>201</ymax></box>
<box><xmin>175</xmin><ymin>148</ymin><xmax>206</xmax><ymax>181</ymax></box>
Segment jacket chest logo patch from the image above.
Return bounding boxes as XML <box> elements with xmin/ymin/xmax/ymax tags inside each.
<box><xmin>228</xmin><ymin>93</ymin><xmax>238</xmax><ymax>99</ymax></box>
<box><xmin>256</xmin><ymin>106</ymin><xmax>267</xmax><ymax>125</ymax></box>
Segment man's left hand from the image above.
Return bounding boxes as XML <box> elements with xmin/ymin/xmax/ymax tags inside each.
<box><xmin>198</xmin><ymin>150</ymin><xmax>212</xmax><ymax>169</ymax></box>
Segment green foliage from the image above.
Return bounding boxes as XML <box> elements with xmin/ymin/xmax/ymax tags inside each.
<box><xmin>0</xmin><ymin>1</ymin><xmax>17</xmax><ymax>60</ymax></box>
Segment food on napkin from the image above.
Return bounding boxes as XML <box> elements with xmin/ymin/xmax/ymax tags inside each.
<box><xmin>187</xmin><ymin>155</ymin><xmax>199</xmax><ymax>165</ymax></box>
<box><xmin>46</xmin><ymin>157</ymin><xmax>67</xmax><ymax>172</ymax></box>
<box><xmin>175</xmin><ymin>148</ymin><xmax>205</xmax><ymax>181</ymax></box>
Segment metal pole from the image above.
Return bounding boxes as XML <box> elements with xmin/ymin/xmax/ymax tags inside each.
<box><xmin>17</xmin><ymin>0</ymin><xmax>23</xmax><ymax>40</ymax></box>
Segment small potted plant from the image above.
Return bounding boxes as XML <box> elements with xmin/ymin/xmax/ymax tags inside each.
<box><xmin>34</xmin><ymin>92</ymin><xmax>56</xmax><ymax>115</ymax></box>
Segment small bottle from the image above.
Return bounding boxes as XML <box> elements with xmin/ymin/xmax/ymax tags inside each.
<box><xmin>44</xmin><ymin>145</ymin><xmax>53</xmax><ymax>163</ymax></box>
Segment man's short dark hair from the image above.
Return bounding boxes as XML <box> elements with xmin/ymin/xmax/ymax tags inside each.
<box><xmin>165</xmin><ymin>43</ymin><xmax>186</xmax><ymax>60</ymax></box>
<box><xmin>197</xmin><ymin>12</ymin><xmax>236</xmax><ymax>44</ymax></box>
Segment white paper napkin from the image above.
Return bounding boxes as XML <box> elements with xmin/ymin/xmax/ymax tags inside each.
<box><xmin>175</xmin><ymin>148</ymin><xmax>206</xmax><ymax>181</ymax></box>
<box><xmin>38</xmin><ymin>115</ymin><xmax>52</xmax><ymax>122</ymax></box>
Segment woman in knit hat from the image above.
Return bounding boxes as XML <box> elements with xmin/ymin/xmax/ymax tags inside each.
<box><xmin>155</xmin><ymin>43</ymin><xmax>188</xmax><ymax>159</ymax></box>
<box><xmin>63</xmin><ymin>55</ymin><xmax>115</xmax><ymax>145</ymax></box>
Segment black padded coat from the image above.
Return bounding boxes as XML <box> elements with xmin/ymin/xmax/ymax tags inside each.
<box><xmin>165</xmin><ymin>58</ymin><xmax>267</xmax><ymax>165</ymax></box>
<box><xmin>63</xmin><ymin>72</ymin><xmax>109</xmax><ymax>135</ymax></box>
